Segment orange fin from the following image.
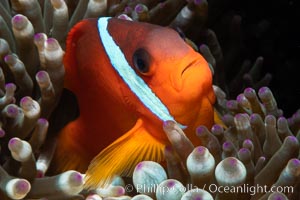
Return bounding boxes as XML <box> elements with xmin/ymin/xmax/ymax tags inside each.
<box><xmin>51</xmin><ymin>120</ymin><xmax>91</xmax><ymax>174</ymax></box>
<box><xmin>214</xmin><ymin>108</ymin><xmax>226</xmax><ymax>128</ymax></box>
<box><xmin>84</xmin><ymin>119</ymin><xmax>165</xmax><ymax>189</ymax></box>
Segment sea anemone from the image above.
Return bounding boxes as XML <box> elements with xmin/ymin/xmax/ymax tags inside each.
<box><xmin>0</xmin><ymin>0</ymin><xmax>299</xmax><ymax>199</ymax></box>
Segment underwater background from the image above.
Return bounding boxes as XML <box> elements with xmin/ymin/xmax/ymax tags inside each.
<box><xmin>0</xmin><ymin>0</ymin><xmax>300</xmax><ymax>199</ymax></box>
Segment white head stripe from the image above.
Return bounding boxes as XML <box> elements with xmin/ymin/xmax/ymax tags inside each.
<box><xmin>97</xmin><ymin>17</ymin><xmax>186</xmax><ymax>128</ymax></box>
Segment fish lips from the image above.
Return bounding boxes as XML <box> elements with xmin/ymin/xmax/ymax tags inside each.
<box><xmin>171</xmin><ymin>59</ymin><xmax>212</xmax><ymax>91</ymax></box>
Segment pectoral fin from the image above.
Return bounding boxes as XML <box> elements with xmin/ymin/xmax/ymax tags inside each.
<box><xmin>214</xmin><ymin>108</ymin><xmax>226</xmax><ymax>128</ymax></box>
<box><xmin>84</xmin><ymin>119</ymin><xmax>165</xmax><ymax>189</ymax></box>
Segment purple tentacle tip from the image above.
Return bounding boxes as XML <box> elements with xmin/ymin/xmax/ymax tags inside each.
<box><xmin>212</xmin><ymin>124</ymin><xmax>222</xmax><ymax>131</ymax></box>
<box><xmin>5</xmin><ymin>83</ymin><xmax>16</xmax><ymax>89</ymax></box>
<box><xmin>196</xmin><ymin>126</ymin><xmax>206</xmax><ymax>135</ymax></box>
<box><xmin>124</xmin><ymin>6</ymin><xmax>132</xmax><ymax>12</ymax></box>
<box><xmin>228</xmin><ymin>157</ymin><xmax>238</xmax><ymax>166</ymax></box>
<box><xmin>195</xmin><ymin>197</ymin><xmax>203</xmax><ymax>200</ymax></box>
<box><xmin>46</xmin><ymin>38</ymin><xmax>56</xmax><ymax>44</ymax></box>
<box><xmin>258</xmin><ymin>86</ymin><xmax>268</xmax><ymax>94</ymax></box>
<box><xmin>117</xmin><ymin>187</ymin><xmax>125</xmax><ymax>195</ymax></box>
<box><xmin>223</xmin><ymin>141</ymin><xmax>231</xmax><ymax>148</ymax></box>
<box><xmin>9</xmin><ymin>138</ymin><xmax>18</xmax><ymax>147</ymax></box>
<box><xmin>20</xmin><ymin>96</ymin><xmax>30</xmax><ymax>104</ymax></box>
<box><xmin>194</xmin><ymin>0</ymin><xmax>203</xmax><ymax>5</ymax></box>
<box><xmin>36</xmin><ymin>71</ymin><xmax>47</xmax><ymax>80</ymax></box>
<box><xmin>12</xmin><ymin>14</ymin><xmax>24</xmax><ymax>23</ymax></box>
<box><xmin>236</xmin><ymin>94</ymin><xmax>245</xmax><ymax>102</ymax></box>
<box><xmin>292</xmin><ymin>159</ymin><xmax>300</xmax><ymax>165</ymax></box>
<box><xmin>244</xmin><ymin>87</ymin><xmax>255</xmax><ymax>94</ymax></box>
<box><xmin>226</xmin><ymin>100</ymin><xmax>235</xmax><ymax>107</ymax></box>
<box><xmin>75</xmin><ymin>173</ymin><xmax>83</xmax><ymax>182</ymax></box>
<box><xmin>196</xmin><ymin>146</ymin><xmax>205</xmax><ymax>154</ymax></box>
<box><xmin>4</xmin><ymin>54</ymin><xmax>15</xmax><ymax>64</ymax></box>
<box><xmin>244</xmin><ymin>139</ymin><xmax>252</xmax><ymax>144</ymax></box>
<box><xmin>135</xmin><ymin>4</ymin><xmax>145</xmax><ymax>13</ymax></box>
<box><xmin>166</xmin><ymin>180</ymin><xmax>176</xmax><ymax>188</ymax></box>
<box><xmin>38</xmin><ymin>118</ymin><xmax>48</xmax><ymax>124</ymax></box>
<box><xmin>34</xmin><ymin>33</ymin><xmax>44</xmax><ymax>40</ymax></box>
<box><xmin>16</xmin><ymin>180</ymin><xmax>30</xmax><ymax>193</ymax></box>
<box><xmin>136</xmin><ymin>163</ymin><xmax>143</xmax><ymax>170</ymax></box>
<box><xmin>163</xmin><ymin>120</ymin><xmax>175</xmax><ymax>129</ymax></box>
<box><xmin>7</xmin><ymin>105</ymin><xmax>18</xmax><ymax>116</ymax></box>
<box><xmin>46</xmin><ymin>38</ymin><xmax>58</xmax><ymax>49</ymax></box>
<box><xmin>0</xmin><ymin>129</ymin><xmax>5</xmax><ymax>138</ymax></box>
<box><xmin>240</xmin><ymin>148</ymin><xmax>248</xmax><ymax>153</ymax></box>
<box><xmin>272</xmin><ymin>194</ymin><xmax>285</xmax><ymax>200</ymax></box>
<box><xmin>287</xmin><ymin>136</ymin><xmax>297</xmax><ymax>142</ymax></box>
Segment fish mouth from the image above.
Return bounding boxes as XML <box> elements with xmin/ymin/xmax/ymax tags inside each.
<box><xmin>181</xmin><ymin>59</ymin><xmax>199</xmax><ymax>77</ymax></box>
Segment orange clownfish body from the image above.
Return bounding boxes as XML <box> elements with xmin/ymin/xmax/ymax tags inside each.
<box><xmin>55</xmin><ymin>17</ymin><xmax>215</xmax><ymax>188</ymax></box>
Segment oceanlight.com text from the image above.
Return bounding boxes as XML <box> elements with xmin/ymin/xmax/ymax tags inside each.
<box><xmin>125</xmin><ymin>183</ymin><xmax>294</xmax><ymax>196</ymax></box>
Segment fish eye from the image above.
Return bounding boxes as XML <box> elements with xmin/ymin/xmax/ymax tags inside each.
<box><xmin>133</xmin><ymin>48</ymin><xmax>150</xmax><ymax>74</ymax></box>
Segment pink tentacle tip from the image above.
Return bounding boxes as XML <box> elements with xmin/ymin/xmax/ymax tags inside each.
<box><xmin>196</xmin><ymin>126</ymin><xmax>206</xmax><ymax>135</ymax></box>
<box><xmin>34</xmin><ymin>33</ymin><xmax>45</xmax><ymax>41</ymax></box>
<box><xmin>243</xmin><ymin>139</ymin><xmax>252</xmax><ymax>145</ymax></box>
<box><xmin>7</xmin><ymin>105</ymin><xmax>18</xmax><ymax>115</ymax></box>
<box><xmin>0</xmin><ymin>129</ymin><xmax>5</xmax><ymax>138</ymax></box>
<box><xmin>16</xmin><ymin>180</ymin><xmax>30</xmax><ymax>193</ymax></box>
<box><xmin>239</xmin><ymin>148</ymin><xmax>249</xmax><ymax>153</ymax></box>
<box><xmin>8</xmin><ymin>138</ymin><xmax>18</xmax><ymax>147</ymax></box>
<box><xmin>228</xmin><ymin>157</ymin><xmax>238</xmax><ymax>166</ymax></box>
<box><xmin>291</xmin><ymin>159</ymin><xmax>300</xmax><ymax>166</ymax></box>
<box><xmin>20</xmin><ymin>96</ymin><xmax>31</xmax><ymax>104</ymax></box>
<box><xmin>136</xmin><ymin>163</ymin><xmax>144</xmax><ymax>171</ymax></box>
<box><xmin>196</xmin><ymin>146</ymin><xmax>205</xmax><ymax>154</ymax></box>
<box><xmin>226</xmin><ymin>100</ymin><xmax>235</xmax><ymax>107</ymax></box>
<box><xmin>236</xmin><ymin>94</ymin><xmax>245</xmax><ymax>102</ymax></box>
<box><xmin>36</xmin><ymin>71</ymin><xmax>47</xmax><ymax>80</ymax></box>
<box><xmin>135</xmin><ymin>4</ymin><xmax>146</xmax><ymax>13</ymax></box>
<box><xmin>249</xmin><ymin>113</ymin><xmax>259</xmax><ymax>122</ymax></box>
<box><xmin>278</xmin><ymin>116</ymin><xmax>286</xmax><ymax>122</ymax></box>
<box><xmin>212</xmin><ymin>124</ymin><xmax>221</xmax><ymax>131</ymax></box>
<box><xmin>166</xmin><ymin>180</ymin><xmax>176</xmax><ymax>188</ymax></box>
<box><xmin>46</xmin><ymin>38</ymin><xmax>59</xmax><ymax>49</ymax></box>
<box><xmin>235</xmin><ymin>113</ymin><xmax>245</xmax><ymax>119</ymax></box>
<box><xmin>5</xmin><ymin>83</ymin><xmax>16</xmax><ymax>89</ymax></box>
<box><xmin>222</xmin><ymin>141</ymin><xmax>232</xmax><ymax>149</ymax></box>
<box><xmin>159</xmin><ymin>2</ymin><xmax>166</xmax><ymax>9</ymax></box>
<box><xmin>286</xmin><ymin>136</ymin><xmax>298</xmax><ymax>143</ymax></box>
<box><xmin>12</xmin><ymin>15</ymin><xmax>27</xmax><ymax>30</ymax></box>
<box><xmin>117</xmin><ymin>187</ymin><xmax>125</xmax><ymax>195</ymax></box>
<box><xmin>12</xmin><ymin>14</ymin><xmax>25</xmax><ymax>23</ymax></box>
<box><xmin>163</xmin><ymin>120</ymin><xmax>175</xmax><ymax>128</ymax></box>
<box><xmin>244</xmin><ymin>87</ymin><xmax>255</xmax><ymax>94</ymax></box>
<box><xmin>124</xmin><ymin>6</ymin><xmax>132</xmax><ymax>13</ymax></box>
<box><xmin>38</xmin><ymin>118</ymin><xmax>48</xmax><ymax>124</ymax></box>
<box><xmin>72</xmin><ymin>172</ymin><xmax>83</xmax><ymax>183</ymax></box>
<box><xmin>258</xmin><ymin>86</ymin><xmax>269</xmax><ymax>94</ymax></box>
<box><xmin>4</xmin><ymin>54</ymin><xmax>14</xmax><ymax>64</ymax></box>
<box><xmin>271</xmin><ymin>193</ymin><xmax>286</xmax><ymax>200</ymax></box>
<box><xmin>194</xmin><ymin>0</ymin><xmax>203</xmax><ymax>5</ymax></box>
<box><xmin>222</xmin><ymin>114</ymin><xmax>233</xmax><ymax>121</ymax></box>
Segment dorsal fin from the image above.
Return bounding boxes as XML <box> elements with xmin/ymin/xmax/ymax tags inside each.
<box><xmin>63</xmin><ymin>19</ymin><xmax>97</xmax><ymax>90</ymax></box>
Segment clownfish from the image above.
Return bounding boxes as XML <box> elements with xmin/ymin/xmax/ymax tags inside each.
<box><xmin>54</xmin><ymin>17</ymin><xmax>217</xmax><ymax>188</ymax></box>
